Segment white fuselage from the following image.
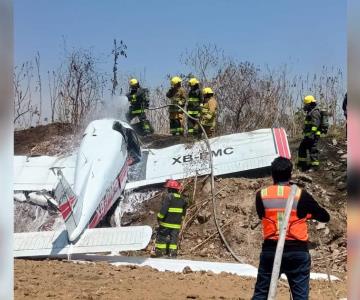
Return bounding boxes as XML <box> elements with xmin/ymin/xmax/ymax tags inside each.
<box><xmin>69</xmin><ymin>119</ymin><xmax>129</xmax><ymax>241</ymax></box>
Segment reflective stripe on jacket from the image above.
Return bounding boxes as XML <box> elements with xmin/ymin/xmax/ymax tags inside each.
<box><xmin>126</xmin><ymin>87</ymin><xmax>149</xmax><ymax>113</ymax></box>
<box><xmin>261</xmin><ymin>185</ymin><xmax>310</xmax><ymax>241</ymax></box>
<box><xmin>157</xmin><ymin>192</ymin><xmax>187</xmax><ymax>230</ymax></box>
<box><xmin>303</xmin><ymin>108</ymin><xmax>321</xmax><ymax>138</ymax></box>
<box><xmin>187</xmin><ymin>88</ymin><xmax>203</xmax><ymax>114</ymax></box>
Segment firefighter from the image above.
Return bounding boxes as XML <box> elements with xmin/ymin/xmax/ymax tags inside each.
<box><xmin>297</xmin><ymin>95</ymin><xmax>321</xmax><ymax>171</ymax></box>
<box><xmin>187</xmin><ymin>77</ymin><xmax>203</xmax><ymax>136</ymax></box>
<box><xmin>200</xmin><ymin>87</ymin><xmax>218</xmax><ymax>138</ymax></box>
<box><xmin>155</xmin><ymin>179</ymin><xmax>187</xmax><ymax>257</ymax></box>
<box><xmin>166</xmin><ymin>76</ymin><xmax>186</xmax><ymax>136</ymax></box>
<box><xmin>252</xmin><ymin>157</ymin><xmax>330</xmax><ymax>300</ymax></box>
<box><xmin>126</xmin><ymin>78</ymin><xmax>152</xmax><ymax>135</ymax></box>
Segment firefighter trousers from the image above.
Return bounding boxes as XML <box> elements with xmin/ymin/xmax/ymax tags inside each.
<box><xmin>127</xmin><ymin>109</ymin><xmax>151</xmax><ymax>135</ymax></box>
<box><xmin>202</xmin><ymin>125</ymin><xmax>215</xmax><ymax>138</ymax></box>
<box><xmin>169</xmin><ymin>112</ymin><xmax>184</xmax><ymax>135</ymax></box>
<box><xmin>297</xmin><ymin>136</ymin><xmax>319</xmax><ymax>169</ymax></box>
<box><xmin>155</xmin><ymin>226</ymin><xmax>180</xmax><ymax>257</ymax></box>
<box><xmin>187</xmin><ymin>115</ymin><xmax>199</xmax><ymax>136</ymax></box>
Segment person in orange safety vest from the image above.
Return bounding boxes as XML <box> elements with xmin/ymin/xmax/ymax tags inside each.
<box><xmin>252</xmin><ymin>157</ymin><xmax>330</xmax><ymax>300</ymax></box>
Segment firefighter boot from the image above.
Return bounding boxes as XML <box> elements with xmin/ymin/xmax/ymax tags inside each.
<box><xmin>168</xmin><ymin>249</ymin><xmax>177</xmax><ymax>258</ymax></box>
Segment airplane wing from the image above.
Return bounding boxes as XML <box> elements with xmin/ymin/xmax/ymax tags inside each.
<box><xmin>126</xmin><ymin>128</ymin><xmax>290</xmax><ymax>189</ymax></box>
<box><xmin>14</xmin><ymin>226</ymin><xmax>152</xmax><ymax>258</ymax></box>
<box><xmin>14</xmin><ymin>128</ymin><xmax>290</xmax><ymax>192</ymax></box>
<box><xmin>14</xmin><ymin>154</ymin><xmax>76</xmax><ymax>191</ymax></box>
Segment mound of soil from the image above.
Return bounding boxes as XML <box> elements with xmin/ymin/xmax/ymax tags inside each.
<box><xmin>14</xmin><ymin>123</ymin><xmax>347</xmax><ymax>297</ymax></box>
<box><xmin>121</xmin><ymin>134</ymin><xmax>347</xmax><ymax>277</ymax></box>
<box><xmin>14</xmin><ymin>122</ymin><xmax>79</xmax><ymax>156</ymax></box>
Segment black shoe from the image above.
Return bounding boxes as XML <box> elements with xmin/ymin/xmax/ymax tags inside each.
<box><xmin>154</xmin><ymin>249</ymin><xmax>166</xmax><ymax>257</ymax></box>
<box><xmin>302</xmin><ymin>166</ymin><xmax>311</xmax><ymax>172</ymax></box>
<box><xmin>296</xmin><ymin>163</ymin><xmax>309</xmax><ymax>172</ymax></box>
<box><xmin>308</xmin><ymin>165</ymin><xmax>320</xmax><ymax>172</ymax></box>
<box><xmin>168</xmin><ymin>250</ymin><xmax>177</xmax><ymax>258</ymax></box>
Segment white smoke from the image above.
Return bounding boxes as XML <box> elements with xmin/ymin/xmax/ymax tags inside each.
<box><xmin>79</xmin><ymin>95</ymin><xmax>130</xmax><ymax>130</ymax></box>
<box><xmin>101</xmin><ymin>95</ymin><xmax>129</xmax><ymax>121</ymax></box>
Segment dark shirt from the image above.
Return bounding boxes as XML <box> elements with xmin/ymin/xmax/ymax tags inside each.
<box><xmin>255</xmin><ymin>185</ymin><xmax>330</xmax><ymax>252</ymax></box>
<box><xmin>342</xmin><ymin>93</ymin><xmax>347</xmax><ymax>118</ymax></box>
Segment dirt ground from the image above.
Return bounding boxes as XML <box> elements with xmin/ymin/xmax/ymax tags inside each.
<box><xmin>121</xmin><ymin>134</ymin><xmax>347</xmax><ymax>278</ymax></box>
<box><xmin>14</xmin><ymin>122</ymin><xmax>79</xmax><ymax>156</ymax></box>
<box><xmin>14</xmin><ymin>123</ymin><xmax>347</xmax><ymax>298</ymax></box>
<box><xmin>14</xmin><ymin>259</ymin><xmax>346</xmax><ymax>300</ymax></box>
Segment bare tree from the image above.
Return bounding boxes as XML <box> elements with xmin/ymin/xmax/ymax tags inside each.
<box><xmin>35</xmin><ymin>51</ymin><xmax>42</xmax><ymax>125</ymax></box>
<box><xmin>147</xmin><ymin>86</ymin><xmax>169</xmax><ymax>134</ymax></box>
<box><xmin>180</xmin><ymin>44</ymin><xmax>345</xmax><ymax>138</ymax></box>
<box><xmin>111</xmin><ymin>39</ymin><xmax>127</xmax><ymax>96</ymax></box>
<box><xmin>180</xmin><ymin>43</ymin><xmax>226</xmax><ymax>83</ymax></box>
<box><xmin>292</xmin><ymin>66</ymin><xmax>345</xmax><ymax>126</ymax></box>
<box><xmin>13</xmin><ymin>61</ymin><xmax>39</xmax><ymax>128</ymax></box>
<box><xmin>56</xmin><ymin>48</ymin><xmax>107</xmax><ymax>128</ymax></box>
<box><xmin>48</xmin><ymin>69</ymin><xmax>62</xmax><ymax>123</ymax></box>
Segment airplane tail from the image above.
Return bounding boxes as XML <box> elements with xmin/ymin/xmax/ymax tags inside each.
<box><xmin>54</xmin><ymin>169</ymin><xmax>80</xmax><ymax>240</ymax></box>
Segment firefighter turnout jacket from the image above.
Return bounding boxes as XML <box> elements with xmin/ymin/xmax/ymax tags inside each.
<box><xmin>126</xmin><ymin>87</ymin><xmax>150</xmax><ymax>116</ymax></box>
<box><xmin>166</xmin><ymin>86</ymin><xmax>187</xmax><ymax>135</ymax></box>
<box><xmin>200</xmin><ymin>96</ymin><xmax>217</xmax><ymax>127</ymax></box>
<box><xmin>157</xmin><ymin>192</ymin><xmax>187</xmax><ymax>229</ymax></box>
<box><xmin>187</xmin><ymin>87</ymin><xmax>203</xmax><ymax>118</ymax></box>
<box><xmin>303</xmin><ymin>108</ymin><xmax>321</xmax><ymax>139</ymax></box>
<box><xmin>166</xmin><ymin>86</ymin><xmax>186</xmax><ymax>112</ymax></box>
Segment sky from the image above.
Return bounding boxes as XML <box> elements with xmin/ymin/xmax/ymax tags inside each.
<box><xmin>14</xmin><ymin>0</ymin><xmax>346</xmax><ymax>92</ymax></box>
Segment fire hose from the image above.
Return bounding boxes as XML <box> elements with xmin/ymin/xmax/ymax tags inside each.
<box><xmin>146</xmin><ymin>104</ymin><xmax>246</xmax><ymax>263</ymax></box>
<box><xmin>147</xmin><ymin>104</ymin><xmax>337</xmax><ymax>299</ymax></box>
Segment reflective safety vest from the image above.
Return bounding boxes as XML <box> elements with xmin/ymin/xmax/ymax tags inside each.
<box><xmin>261</xmin><ymin>185</ymin><xmax>310</xmax><ymax>241</ymax></box>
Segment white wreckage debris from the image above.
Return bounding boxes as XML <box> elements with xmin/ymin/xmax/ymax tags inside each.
<box><xmin>126</xmin><ymin>127</ymin><xmax>290</xmax><ymax>189</ymax></box>
<box><xmin>13</xmin><ymin>120</ymin><xmax>290</xmax><ymax>257</ymax></box>
<box><xmin>14</xmin><ymin>127</ymin><xmax>290</xmax><ymax>192</ymax></box>
<box><xmin>14</xmin><ymin>119</ymin><xmax>151</xmax><ymax>257</ymax></box>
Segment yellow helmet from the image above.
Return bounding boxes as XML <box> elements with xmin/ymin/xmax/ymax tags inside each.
<box><xmin>304</xmin><ymin>95</ymin><xmax>316</xmax><ymax>104</ymax></box>
<box><xmin>203</xmin><ymin>87</ymin><xmax>214</xmax><ymax>95</ymax></box>
<box><xmin>170</xmin><ymin>76</ymin><xmax>182</xmax><ymax>86</ymax></box>
<box><xmin>188</xmin><ymin>77</ymin><xmax>200</xmax><ymax>86</ymax></box>
<box><xmin>129</xmin><ymin>78</ymin><xmax>139</xmax><ymax>86</ymax></box>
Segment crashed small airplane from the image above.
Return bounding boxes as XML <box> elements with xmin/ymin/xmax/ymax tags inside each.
<box><xmin>14</xmin><ymin>119</ymin><xmax>152</xmax><ymax>257</ymax></box>
<box><xmin>14</xmin><ymin>119</ymin><xmax>291</xmax><ymax>257</ymax></box>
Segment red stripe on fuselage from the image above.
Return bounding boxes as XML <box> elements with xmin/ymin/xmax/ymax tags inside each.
<box><xmin>88</xmin><ymin>157</ymin><xmax>131</xmax><ymax>228</ymax></box>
